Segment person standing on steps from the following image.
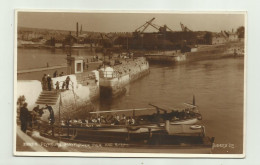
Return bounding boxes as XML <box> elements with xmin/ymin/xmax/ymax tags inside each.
<box><xmin>42</xmin><ymin>74</ymin><xmax>47</xmax><ymax>90</ymax></box>
<box><xmin>47</xmin><ymin>74</ymin><xmax>52</xmax><ymax>91</ymax></box>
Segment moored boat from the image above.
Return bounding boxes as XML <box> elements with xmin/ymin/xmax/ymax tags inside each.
<box><xmin>145</xmin><ymin>50</ymin><xmax>186</xmax><ymax>63</ymax></box>
<box><xmin>38</xmin><ymin>96</ymin><xmax>214</xmax><ymax>153</ymax></box>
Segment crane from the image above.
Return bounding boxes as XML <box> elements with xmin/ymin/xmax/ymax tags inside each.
<box><xmin>158</xmin><ymin>24</ymin><xmax>174</xmax><ymax>33</ymax></box>
<box><xmin>164</xmin><ymin>25</ymin><xmax>174</xmax><ymax>32</ymax></box>
<box><xmin>145</xmin><ymin>21</ymin><xmax>174</xmax><ymax>33</ymax></box>
<box><xmin>180</xmin><ymin>22</ymin><xmax>192</xmax><ymax>32</ymax></box>
<box><xmin>135</xmin><ymin>18</ymin><xmax>156</xmax><ymax>33</ymax></box>
<box><xmin>135</xmin><ymin>18</ymin><xmax>175</xmax><ymax>34</ymax></box>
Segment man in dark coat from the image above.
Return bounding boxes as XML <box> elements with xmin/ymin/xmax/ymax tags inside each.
<box><xmin>44</xmin><ymin>104</ymin><xmax>55</xmax><ymax>125</ymax></box>
<box><xmin>47</xmin><ymin>74</ymin><xmax>52</xmax><ymax>91</ymax></box>
<box><xmin>53</xmin><ymin>70</ymin><xmax>58</xmax><ymax>78</ymax></box>
<box><xmin>42</xmin><ymin>74</ymin><xmax>47</xmax><ymax>90</ymax></box>
<box><xmin>20</xmin><ymin>103</ymin><xmax>29</xmax><ymax>133</ymax></box>
<box><xmin>65</xmin><ymin>76</ymin><xmax>70</xmax><ymax>90</ymax></box>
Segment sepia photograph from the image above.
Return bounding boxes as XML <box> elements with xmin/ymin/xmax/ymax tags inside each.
<box><xmin>14</xmin><ymin>11</ymin><xmax>246</xmax><ymax>157</ymax></box>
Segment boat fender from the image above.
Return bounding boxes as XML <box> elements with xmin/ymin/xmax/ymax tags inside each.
<box><xmin>190</xmin><ymin>125</ymin><xmax>202</xmax><ymax>130</ymax></box>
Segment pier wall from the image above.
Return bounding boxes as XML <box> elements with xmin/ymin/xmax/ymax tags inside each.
<box><xmin>49</xmin><ymin>70</ymin><xmax>100</xmax><ymax>105</ymax></box>
<box><xmin>129</xmin><ymin>61</ymin><xmax>149</xmax><ymax>82</ymax></box>
<box><xmin>74</xmin><ymin>70</ymin><xmax>100</xmax><ymax>101</ymax></box>
<box><xmin>99</xmin><ymin>74</ymin><xmax>130</xmax><ymax>87</ymax></box>
<box><xmin>99</xmin><ymin>58</ymin><xmax>149</xmax><ymax>98</ymax></box>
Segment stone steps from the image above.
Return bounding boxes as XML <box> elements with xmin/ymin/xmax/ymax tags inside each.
<box><xmin>36</xmin><ymin>91</ymin><xmax>59</xmax><ymax>105</ymax></box>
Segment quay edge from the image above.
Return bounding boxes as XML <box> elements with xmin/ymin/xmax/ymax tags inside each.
<box><xmin>99</xmin><ymin>57</ymin><xmax>150</xmax><ymax>99</ymax></box>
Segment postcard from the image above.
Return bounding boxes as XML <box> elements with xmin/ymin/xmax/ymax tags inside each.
<box><xmin>14</xmin><ymin>10</ymin><xmax>246</xmax><ymax>157</ymax></box>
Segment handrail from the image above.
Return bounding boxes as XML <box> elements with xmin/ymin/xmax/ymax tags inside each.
<box><xmin>100</xmin><ymin>70</ymin><xmax>121</xmax><ymax>78</ymax></box>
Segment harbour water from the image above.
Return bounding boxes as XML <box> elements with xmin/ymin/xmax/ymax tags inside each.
<box><xmin>18</xmin><ymin>48</ymin><xmax>244</xmax><ymax>154</ymax></box>
<box><xmin>98</xmin><ymin>58</ymin><xmax>244</xmax><ymax>154</ymax></box>
<box><xmin>17</xmin><ymin>48</ymin><xmax>101</xmax><ymax>70</ymax></box>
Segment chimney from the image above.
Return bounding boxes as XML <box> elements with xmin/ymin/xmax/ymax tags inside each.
<box><xmin>76</xmin><ymin>22</ymin><xmax>79</xmax><ymax>37</ymax></box>
<box><xmin>80</xmin><ymin>24</ymin><xmax>82</xmax><ymax>34</ymax></box>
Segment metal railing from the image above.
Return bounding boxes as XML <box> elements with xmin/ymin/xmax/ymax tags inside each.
<box><xmin>99</xmin><ymin>71</ymin><xmax>121</xmax><ymax>78</ymax></box>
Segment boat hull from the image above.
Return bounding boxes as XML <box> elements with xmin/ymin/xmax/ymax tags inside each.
<box><xmin>170</xmin><ymin>118</ymin><xmax>198</xmax><ymax>125</ymax></box>
<box><xmin>58</xmin><ymin>123</ymin><xmax>206</xmax><ymax>144</ymax></box>
<box><xmin>145</xmin><ymin>54</ymin><xmax>186</xmax><ymax>63</ymax></box>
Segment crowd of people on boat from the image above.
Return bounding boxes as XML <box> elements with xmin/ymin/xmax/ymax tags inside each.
<box><xmin>162</xmin><ymin>108</ymin><xmax>199</xmax><ymax>121</ymax></box>
<box><xmin>61</xmin><ymin>114</ymin><xmax>136</xmax><ymax>127</ymax></box>
<box><xmin>19</xmin><ymin>104</ymin><xmax>201</xmax><ymax>133</ymax></box>
<box><xmin>58</xmin><ymin>107</ymin><xmax>199</xmax><ymax>128</ymax></box>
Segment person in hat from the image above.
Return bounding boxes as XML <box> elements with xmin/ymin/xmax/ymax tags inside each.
<box><xmin>47</xmin><ymin>74</ymin><xmax>52</xmax><ymax>91</ymax></box>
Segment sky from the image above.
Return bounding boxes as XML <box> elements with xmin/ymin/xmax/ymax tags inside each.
<box><xmin>17</xmin><ymin>12</ymin><xmax>245</xmax><ymax>33</ymax></box>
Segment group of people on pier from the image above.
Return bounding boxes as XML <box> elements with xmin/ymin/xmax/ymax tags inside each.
<box><xmin>41</xmin><ymin>71</ymin><xmax>71</xmax><ymax>91</ymax></box>
<box><xmin>41</xmin><ymin>74</ymin><xmax>53</xmax><ymax>91</ymax></box>
<box><xmin>54</xmin><ymin>76</ymin><xmax>71</xmax><ymax>91</ymax></box>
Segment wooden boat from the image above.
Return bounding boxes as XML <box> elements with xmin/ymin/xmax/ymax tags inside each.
<box><xmin>40</xmin><ymin>122</ymin><xmax>214</xmax><ymax>153</ymax></box>
<box><xmin>39</xmin><ymin>96</ymin><xmax>214</xmax><ymax>153</ymax></box>
<box><xmin>58</xmin><ymin>95</ymin><xmax>202</xmax><ymax>136</ymax></box>
<box><xmin>145</xmin><ymin>51</ymin><xmax>186</xmax><ymax>63</ymax></box>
